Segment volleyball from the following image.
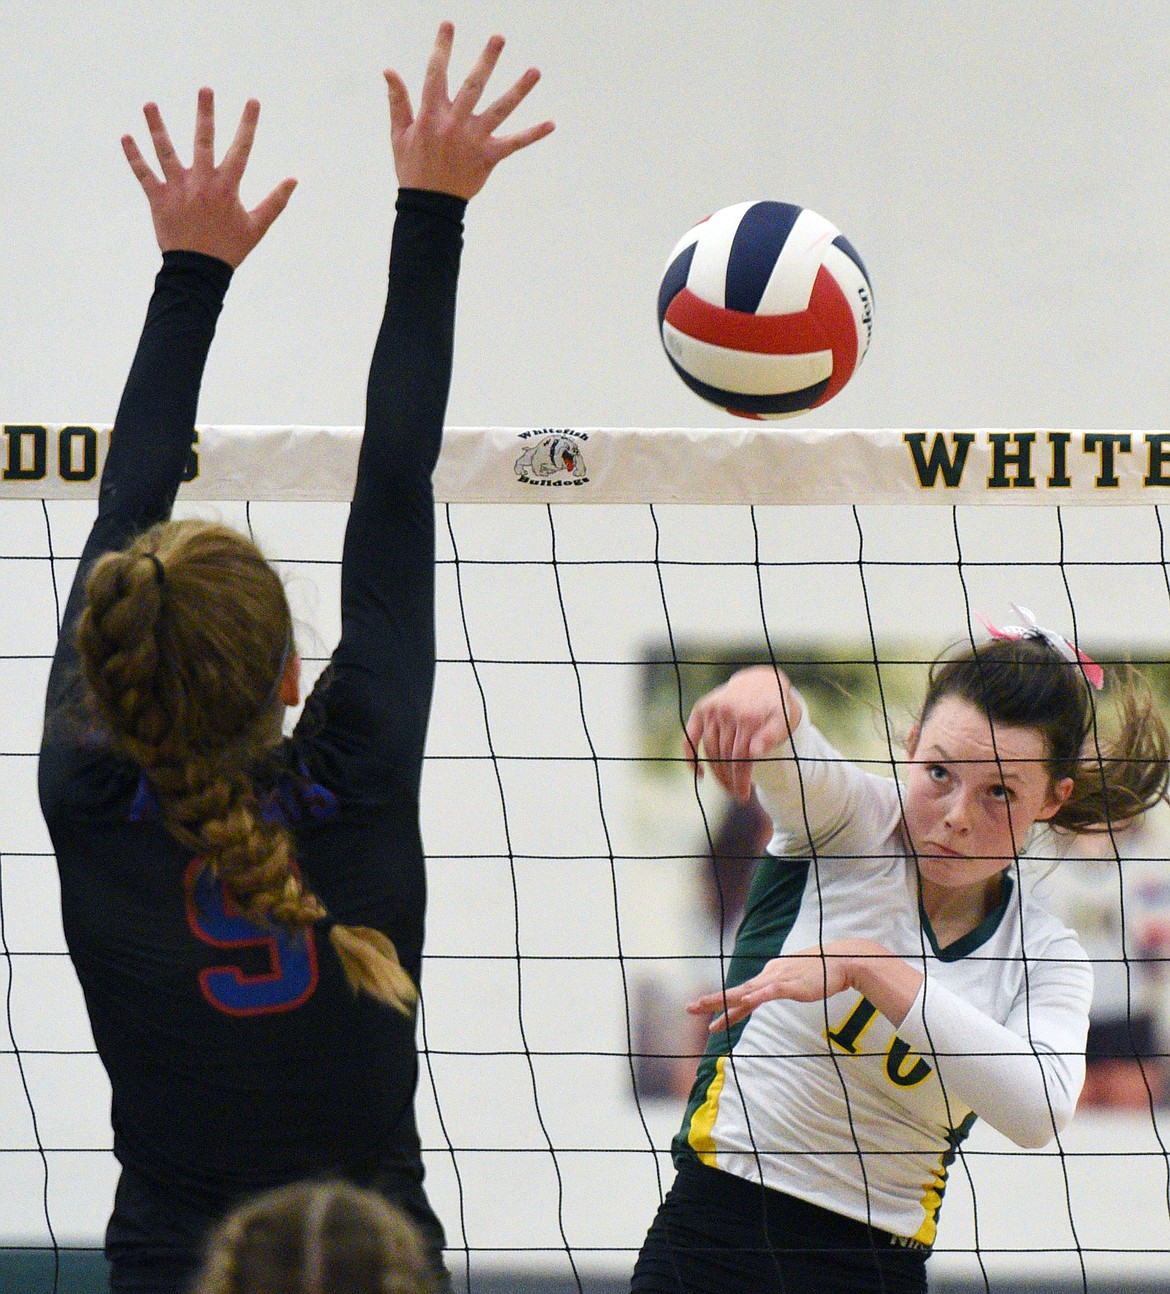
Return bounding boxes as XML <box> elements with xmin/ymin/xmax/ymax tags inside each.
<box><xmin>657</xmin><ymin>200</ymin><xmax>874</xmax><ymax>419</ymax></box>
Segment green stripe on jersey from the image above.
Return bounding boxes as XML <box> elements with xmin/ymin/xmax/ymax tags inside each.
<box><xmin>674</xmin><ymin>854</ymin><xmax>811</xmax><ymax>1168</ymax></box>
<box><xmin>912</xmin><ymin>1110</ymin><xmax>978</xmax><ymax>1247</ymax></box>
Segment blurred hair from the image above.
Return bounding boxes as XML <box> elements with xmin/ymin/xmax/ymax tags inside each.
<box><xmin>76</xmin><ymin>518</ymin><xmax>416</xmax><ymax>1014</ymax></box>
<box><xmin>190</xmin><ymin>1179</ymin><xmax>438</xmax><ymax>1294</ymax></box>
<box><xmin>922</xmin><ymin>636</ymin><xmax>1169</xmax><ymax>833</ymax></box>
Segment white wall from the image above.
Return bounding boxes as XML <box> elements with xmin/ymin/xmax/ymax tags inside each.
<box><xmin>5</xmin><ymin>3</ymin><xmax>1170</xmax><ymax>432</ymax></box>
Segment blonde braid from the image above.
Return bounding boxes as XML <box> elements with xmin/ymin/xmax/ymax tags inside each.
<box><xmin>148</xmin><ymin>755</ymin><xmax>328</xmax><ymax>928</ymax></box>
<box><xmin>77</xmin><ymin>548</ymin><xmax>168</xmax><ymax>755</ymax></box>
<box><xmin>77</xmin><ymin>518</ymin><xmax>417</xmax><ymax>1015</ymax></box>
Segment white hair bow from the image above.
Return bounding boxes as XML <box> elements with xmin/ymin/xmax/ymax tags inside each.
<box><xmin>975</xmin><ymin>604</ymin><xmax>1104</xmax><ymax>690</ymax></box>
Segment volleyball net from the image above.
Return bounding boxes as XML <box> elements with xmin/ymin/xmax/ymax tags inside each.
<box><xmin>3</xmin><ymin>423</ymin><xmax>1170</xmax><ymax>1292</ymax></box>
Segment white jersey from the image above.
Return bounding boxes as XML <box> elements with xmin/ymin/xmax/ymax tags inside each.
<box><xmin>673</xmin><ymin>710</ymin><xmax>1092</xmax><ymax>1247</ymax></box>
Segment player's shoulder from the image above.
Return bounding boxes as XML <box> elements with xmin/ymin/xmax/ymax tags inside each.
<box><xmin>1009</xmin><ymin>872</ymin><xmax>1092</xmax><ymax>963</ymax></box>
<box><xmin>39</xmin><ymin>735</ymin><xmax>137</xmax><ymax>826</ymax></box>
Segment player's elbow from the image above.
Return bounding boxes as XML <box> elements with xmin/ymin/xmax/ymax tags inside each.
<box><xmin>999</xmin><ymin>1090</ymin><xmax>1077</xmax><ymax>1149</ymax></box>
<box><xmin>1007</xmin><ymin>1120</ymin><xmax>1058</xmax><ymax>1151</ymax></box>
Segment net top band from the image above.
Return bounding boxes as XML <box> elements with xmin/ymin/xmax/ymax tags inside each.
<box><xmin>4</xmin><ymin>423</ymin><xmax>1170</xmax><ymax>504</ymax></box>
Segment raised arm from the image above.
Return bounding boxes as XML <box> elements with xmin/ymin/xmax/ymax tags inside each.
<box><xmin>100</xmin><ymin>90</ymin><xmax>294</xmax><ymax>546</ymax></box>
<box><xmin>300</xmin><ymin>25</ymin><xmax>552</xmax><ymax>799</ymax></box>
<box><xmin>685</xmin><ymin>664</ymin><xmax>898</xmax><ymax>858</ymax></box>
<box><xmin>45</xmin><ymin>92</ymin><xmax>293</xmax><ymax>713</ymax></box>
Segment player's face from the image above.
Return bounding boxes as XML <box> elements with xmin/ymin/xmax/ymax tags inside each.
<box><xmin>901</xmin><ymin>696</ymin><xmax>1073</xmax><ymax>894</ymax></box>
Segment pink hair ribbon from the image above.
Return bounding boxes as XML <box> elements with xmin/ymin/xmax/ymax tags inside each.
<box><xmin>975</xmin><ymin>604</ymin><xmax>1105</xmax><ymax>690</ymax></box>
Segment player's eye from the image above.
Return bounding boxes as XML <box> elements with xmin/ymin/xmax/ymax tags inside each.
<box><xmin>989</xmin><ymin>783</ymin><xmax>1013</xmax><ymax>802</ymax></box>
<box><xmin>927</xmin><ymin>764</ymin><xmax>948</xmax><ymax>783</ymax></box>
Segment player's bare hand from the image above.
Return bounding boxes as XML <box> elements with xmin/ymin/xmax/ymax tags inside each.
<box><xmin>122</xmin><ymin>88</ymin><xmax>296</xmax><ymax>267</ymax></box>
<box><xmin>687</xmin><ymin>940</ymin><xmax>885</xmax><ymax>1033</ymax></box>
<box><xmin>384</xmin><ymin>22</ymin><xmax>554</xmax><ymax>200</ymax></box>
<box><xmin>683</xmin><ymin>665</ymin><xmax>802</xmax><ymax>802</ymax></box>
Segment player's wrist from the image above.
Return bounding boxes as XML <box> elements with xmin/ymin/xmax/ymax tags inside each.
<box><xmin>844</xmin><ymin>941</ymin><xmax>922</xmax><ymax>1027</ymax></box>
<box><xmin>840</xmin><ymin>940</ymin><xmax>880</xmax><ymax>996</ymax></box>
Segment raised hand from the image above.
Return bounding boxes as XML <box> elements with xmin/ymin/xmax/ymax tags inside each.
<box><xmin>122</xmin><ymin>88</ymin><xmax>297</xmax><ymax>267</ymax></box>
<box><xmin>385</xmin><ymin>21</ymin><xmax>554</xmax><ymax>200</ymax></box>
<box><xmin>683</xmin><ymin>665</ymin><xmax>803</xmax><ymax>802</ymax></box>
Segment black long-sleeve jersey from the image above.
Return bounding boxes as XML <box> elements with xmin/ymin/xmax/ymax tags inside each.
<box><xmin>38</xmin><ymin>188</ymin><xmax>465</xmax><ymax>1213</ymax></box>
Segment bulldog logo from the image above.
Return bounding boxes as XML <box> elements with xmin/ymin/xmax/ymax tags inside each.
<box><xmin>515</xmin><ymin>435</ymin><xmax>588</xmax><ymax>483</ymax></box>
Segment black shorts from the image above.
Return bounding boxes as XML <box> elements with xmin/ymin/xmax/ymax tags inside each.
<box><xmin>105</xmin><ymin>1141</ymin><xmax>450</xmax><ymax>1294</ymax></box>
<box><xmin>630</xmin><ymin>1160</ymin><xmax>929</xmax><ymax>1294</ymax></box>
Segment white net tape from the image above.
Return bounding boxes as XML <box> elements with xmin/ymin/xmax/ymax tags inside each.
<box><xmin>5</xmin><ymin>423</ymin><xmax>1170</xmax><ymax>504</ymax></box>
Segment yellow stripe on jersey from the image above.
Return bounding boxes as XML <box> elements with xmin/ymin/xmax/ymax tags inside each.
<box><xmin>911</xmin><ymin>1155</ymin><xmax>948</xmax><ymax>1248</ymax></box>
<box><xmin>686</xmin><ymin>1055</ymin><xmax>728</xmax><ymax>1167</ymax></box>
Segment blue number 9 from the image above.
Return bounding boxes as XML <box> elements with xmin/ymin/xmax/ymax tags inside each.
<box><xmin>184</xmin><ymin>859</ymin><xmax>319</xmax><ymax>1016</ymax></box>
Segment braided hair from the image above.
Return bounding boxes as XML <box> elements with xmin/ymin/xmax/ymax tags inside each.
<box><xmin>76</xmin><ymin>518</ymin><xmax>416</xmax><ymax>1015</ymax></box>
